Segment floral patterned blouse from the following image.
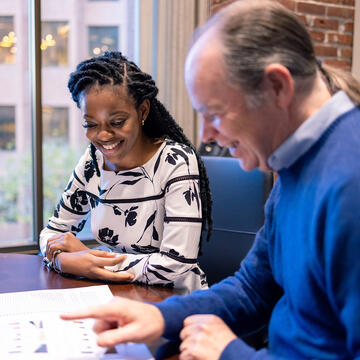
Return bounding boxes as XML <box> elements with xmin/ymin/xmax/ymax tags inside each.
<box><xmin>40</xmin><ymin>139</ymin><xmax>207</xmax><ymax>293</ymax></box>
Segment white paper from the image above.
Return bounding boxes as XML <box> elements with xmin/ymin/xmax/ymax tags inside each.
<box><xmin>0</xmin><ymin>286</ymin><xmax>154</xmax><ymax>360</ymax></box>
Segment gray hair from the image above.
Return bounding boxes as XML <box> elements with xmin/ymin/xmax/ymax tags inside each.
<box><xmin>193</xmin><ymin>0</ymin><xmax>360</xmax><ymax>106</ymax></box>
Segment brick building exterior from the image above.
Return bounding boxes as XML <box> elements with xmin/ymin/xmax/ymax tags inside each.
<box><xmin>211</xmin><ymin>0</ymin><xmax>355</xmax><ymax>71</ymax></box>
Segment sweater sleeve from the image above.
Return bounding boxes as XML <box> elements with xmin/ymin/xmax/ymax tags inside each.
<box><xmin>154</xmin><ymin>224</ymin><xmax>283</xmax><ymax>339</ymax></box>
<box><xmin>324</xmin><ymin>178</ymin><xmax>360</xmax><ymax>358</ymax></box>
<box><xmin>39</xmin><ymin>148</ymin><xmax>92</xmax><ymax>255</ymax></box>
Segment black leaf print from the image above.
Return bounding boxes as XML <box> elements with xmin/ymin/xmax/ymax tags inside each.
<box><xmin>131</xmin><ymin>244</ymin><xmax>159</xmax><ymax>254</ymax></box>
<box><xmin>90</xmin><ymin>197</ymin><xmax>99</xmax><ymax>209</ymax></box>
<box><xmin>165</xmin><ymin>153</ymin><xmax>176</xmax><ymax>165</ymax></box>
<box><xmin>98</xmin><ymin>186</ymin><xmax>107</xmax><ymax>196</ymax></box>
<box><xmin>71</xmin><ymin>219</ymin><xmax>86</xmax><ymax>233</ymax></box>
<box><xmin>147</xmin><ymin>268</ymin><xmax>170</xmax><ymax>281</ymax></box>
<box><xmin>98</xmin><ymin>227</ymin><xmax>119</xmax><ymax>247</ymax></box>
<box><xmin>121</xmin><ymin>246</ymin><xmax>127</xmax><ymax>253</ymax></box>
<box><xmin>122</xmin><ymin>258</ymin><xmax>142</xmax><ymax>271</ymax></box>
<box><xmin>125</xmin><ymin>209</ymin><xmax>137</xmax><ymax>227</ymax></box>
<box><xmin>113</xmin><ymin>206</ymin><xmax>122</xmax><ymax>215</ymax></box>
<box><xmin>191</xmin><ymin>267</ymin><xmax>201</xmax><ymax>275</ymax></box>
<box><xmin>153</xmin><ymin>147</ymin><xmax>165</xmax><ymax>176</ymax></box>
<box><xmin>168</xmin><ymin>248</ymin><xmax>187</xmax><ymax>261</ymax></box>
<box><xmin>192</xmin><ymin>182</ymin><xmax>200</xmax><ymax>211</ymax></box>
<box><xmin>169</xmin><ymin>248</ymin><xmax>180</xmax><ymax>257</ymax></box>
<box><xmin>84</xmin><ymin>160</ymin><xmax>95</xmax><ymax>182</ymax></box>
<box><xmin>152</xmin><ymin>226</ymin><xmax>159</xmax><ymax>241</ymax></box>
<box><xmin>183</xmin><ymin>188</ymin><xmax>191</xmax><ymax>206</ymax></box>
<box><xmin>120</xmin><ymin>171</ymin><xmax>143</xmax><ymax>177</ymax></box>
<box><xmin>121</xmin><ymin>178</ymin><xmax>143</xmax><ymax>185</ymax></box>
<box><xmin>70</xmin><ymin>189</ymin><xmax>88</xmax><ymax>212</ymax></box>
<box><xmin>136</xmin><ymin>211</ymin><xmax>156</xmax><ymax>243</ymax></box>
<box><xmin>170</xmin><ymin>147</ymin><xmax>189</xmax><ymax>166</ymax></box>
<box><xmin>179</xmin><ymin>143</ymin><xmax>193</xmax><ymax>155</ymax></box>
<box><xmin>151</xmin><ymin>264</ymin><xmax>174</xmax><ymax>273</ymax></box>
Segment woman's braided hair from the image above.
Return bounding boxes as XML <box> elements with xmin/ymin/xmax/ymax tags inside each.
<box><xmin>68</xmin><ymin>51</ymin><xmax>212</xmax><ymax>247</ymax></box>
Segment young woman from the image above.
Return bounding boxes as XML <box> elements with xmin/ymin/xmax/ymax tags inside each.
<box><xmin>40</xmin><ymin>51</ymin><xmax>212</xmax><ymax>293</ymax></box>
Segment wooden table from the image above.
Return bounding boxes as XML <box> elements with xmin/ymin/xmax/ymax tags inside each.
<box><xmin>0</xmin><ymin>253</ymin><xmax>179</xmax><ymax>359</ymax></box>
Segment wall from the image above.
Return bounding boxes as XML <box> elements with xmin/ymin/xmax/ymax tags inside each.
<box><xmin>211</xmin><ymin>0</ymin><xmax>355</xmax><ymax>71</ymax></box>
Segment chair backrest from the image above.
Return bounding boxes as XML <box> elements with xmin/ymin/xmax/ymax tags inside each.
<box><xmin>200</xmin><ymin>156</ymin><xmax>273</xmax><ymax>285</ymax></box>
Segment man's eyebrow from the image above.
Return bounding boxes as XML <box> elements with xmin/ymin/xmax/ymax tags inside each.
<box><xmin>197</xmin><ymin>104</ymin><xmax>222</xmax><ymax>113</ymax></box>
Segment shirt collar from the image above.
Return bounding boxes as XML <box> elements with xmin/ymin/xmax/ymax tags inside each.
<box><xmin>267</xmin><ymin>91</ymin><xmax>356</xmax><ymax>171</ymax></box>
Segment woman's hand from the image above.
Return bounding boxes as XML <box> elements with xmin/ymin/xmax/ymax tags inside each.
<box><xmin>46</xmin><ymin>232</ymin><xmax>89</xmax><ymax>260</ymax></box>
<box><xmin>179</xmin><ymin>315</ymin><xmax>237</xmax><ymax>360</ymax></box>
<box><xmin>56</xmin><ymin>249</ymin><xmax>134</xmax><ymax>282</ymax></box>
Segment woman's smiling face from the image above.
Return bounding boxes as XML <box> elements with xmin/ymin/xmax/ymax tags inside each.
<box><xmin>79</xmin><ymin>85</ymin><xmax>149</xmax><ymax>172</ymax></box>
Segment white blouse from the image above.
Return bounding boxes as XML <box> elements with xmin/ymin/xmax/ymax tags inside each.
<box><xmin>40</xmin><ymin>140</ymin><xmax>207</xmax><ymax>293</ymax></box>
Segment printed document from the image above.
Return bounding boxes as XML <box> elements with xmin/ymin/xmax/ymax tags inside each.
<box><xmin>0</xmin><ymin>285</ymin><xmax>153</xmax><ymax>360</ymax></box>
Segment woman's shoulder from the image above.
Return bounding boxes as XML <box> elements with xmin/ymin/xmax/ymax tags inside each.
<box><xmin>145</xmin><ymin>139</ymin><xmax>199</xmax><ymax>180</ymax></box>
<box><xmin>162</xmin><ymin>139</ymin><xmax>197</xmax><ymax>158</ymax></box>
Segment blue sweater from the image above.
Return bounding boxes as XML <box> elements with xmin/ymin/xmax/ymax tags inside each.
<box><xmin>155</xmin><ymin>105</ymin><xmax>360</xmax><ymax>359</ymax></box>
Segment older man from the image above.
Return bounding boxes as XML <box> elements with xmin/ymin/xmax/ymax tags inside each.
<box><xmin>62</xmin><ymin>1</ymin><xmax>360</xmax><ymax>359</ymax></box>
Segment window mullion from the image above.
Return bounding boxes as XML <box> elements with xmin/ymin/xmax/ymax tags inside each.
<box><xmin>29</xmin><ymin>0</ymin><xmax>43</xmax><ymax>244</ymax></box>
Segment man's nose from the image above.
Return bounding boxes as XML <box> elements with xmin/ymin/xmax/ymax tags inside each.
<box><xmin>199</xmin><ymin>116</ymin><xmax>218</xmax><ymax>144</ymax></box>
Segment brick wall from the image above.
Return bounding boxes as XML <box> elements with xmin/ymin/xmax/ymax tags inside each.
<box><xmin>211</xmin><ymin>0</ymin><xmax>355</xmax><ymax>70</ymax></box>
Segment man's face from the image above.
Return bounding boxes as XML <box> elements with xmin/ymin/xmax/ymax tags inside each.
<box><xmin>185</xmin><ymin>38</ymin><xmax>278</xmax><ymax>172</ymax></box>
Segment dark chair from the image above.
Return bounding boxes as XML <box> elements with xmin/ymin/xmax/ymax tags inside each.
<box><xmin>200</xmin><ymin>156</ymin><xmax>273</xmax><ymax>286</ymax></box>
<box><xmin>200</xmin><ymin>156</ymin><xmax>273</xmax><ymax>350</ymax></box>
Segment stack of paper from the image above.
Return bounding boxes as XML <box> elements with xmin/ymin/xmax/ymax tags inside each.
<box><xmin>0</xmin><ymin>285</ymin><xmax>153</xmax><ymax>360</ymax></box>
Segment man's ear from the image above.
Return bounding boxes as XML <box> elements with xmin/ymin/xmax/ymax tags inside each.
<box><xmin>264</xmin><ymin>64</ymin><xmax>294</xmax><ymax>109</ymax></box>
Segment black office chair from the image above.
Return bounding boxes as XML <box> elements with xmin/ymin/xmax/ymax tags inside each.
<box><xmin>200</xmin><ymin>156</ymin><xmax>273</xmax><ymax>285</ymax></box>
<box><xmin>199</xmin><ymin>156</ymin><xmax>273</xmax><ymax>350</ymax></box>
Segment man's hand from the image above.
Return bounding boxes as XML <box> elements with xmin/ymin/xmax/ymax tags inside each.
<box><xmin>61</xmin><ymin>297</ymin><xmax>165</xmax><ymax>346</ymax></box>
<box><xmin>46</xmin><ymin>232</ymin><xmax>88</xmax><ymax>260</ymax></box>
<box><xmin>57</xmin><ymin>250</ymin><xmax>134</xmax><ymax>282</ymax></box>
<box><xmin>179</xmin><ymin>315</ymin><xmax>237</xmax><ymax>360</ymax></box>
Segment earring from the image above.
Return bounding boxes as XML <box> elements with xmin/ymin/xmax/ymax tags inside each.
<box><xmin>141</xmin><ymin>119</ymin><xmax>145</xmax><ymax>126</ymax></box>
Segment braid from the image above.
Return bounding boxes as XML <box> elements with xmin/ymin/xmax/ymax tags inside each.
<box><xmin>68</xmin><ymin>51</ymin><xmax>213</xmax><ymax>249</ymax></box>
<box><xmin>90</xmin><ymin>143</ymin><xmax>100</xmax><ymax>177</ymax></box>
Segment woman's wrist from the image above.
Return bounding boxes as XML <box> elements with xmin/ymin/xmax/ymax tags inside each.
<box><xmin>53</xmin><ymin>250</ymin><xmax>64</xmax><ymax>273</ymax></box>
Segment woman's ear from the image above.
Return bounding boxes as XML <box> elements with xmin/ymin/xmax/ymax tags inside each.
<box><xmin>138</xmin><ymin>99</ymin><xmax>150</xmax><ymax>124</ymax></box>
<box><xmin>263</xmin><ymin>64</ymin><xmax>294</xmax><ymax>109</ymax></box>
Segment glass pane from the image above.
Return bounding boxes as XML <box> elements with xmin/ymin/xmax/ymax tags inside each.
<box><xmin>0</xmin><ymin>16</ymin><xmax>16</xmax><ymax>64</ymax></box>
<box><xmin>88</xmin><ymin>26</ymin><xmax>118</xmax><ymax>57</ymax></box>
<box><xmin>41</xmin><ymin>0</ymin><xmax>138</xmax><ymax>239</ymax></box>
<box><xmin>0</xmin><ymin>106</ymin><xmax>15</xmax><ymax>150</ymax></box>
<box><xmin>41</xmin><ymin>21</ymin><xmax>68</xmax><ymax>66</ymax></box>
<box><xmin>43</xmin><ymin>106</ymin><xmax>68</xmax><ymax>141</ymax></box>
<box><xmin>0</xmin><ymin>2</ymin><xmax>33</xmax><ymax>247</ymax></box>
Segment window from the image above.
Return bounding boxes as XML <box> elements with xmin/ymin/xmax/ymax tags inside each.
<box><xmin>0</xmin><ymin>16</ymin><xmax>16</xmax><ymax>64</ymax></box>
<box><xmin>41</xmin><ymin>21</ymin><xmax>69</xmax><ymax>67</ymax></box>
<box><xmin>88</xmin><ymin>26</ymin><xmax>119</xmax><ymax>57</ymax></box>
<box><xmin>0</xmin><ymin>106</ymin><xmax>15</xmax><ymax>150</ymax></box>
<box><xmin>0</xmin><ymin>0</ymin><xmax>210</xmax><ymax>251</ymax></box>
<box><xmin>0</xmin><ymin>0</ymin><xmax>33</xmax><ymax>248</ymax></box>
<box><xmin>42</xmin><ymin>106</ymin><xmax>68</xmax><ymax>141</ymax></box>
